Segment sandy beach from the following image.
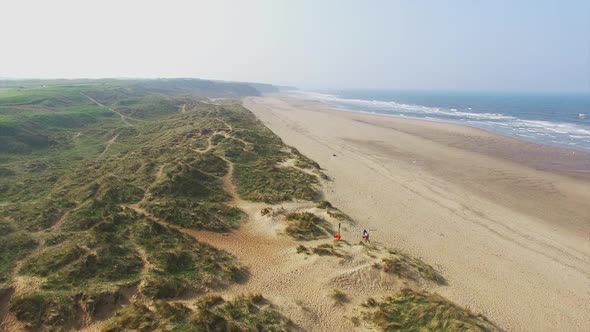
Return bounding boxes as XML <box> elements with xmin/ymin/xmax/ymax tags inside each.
<box><xmin>244</xmin><ymin>95</ymin><xmax>590</xmax><ymax>332</ymax></box>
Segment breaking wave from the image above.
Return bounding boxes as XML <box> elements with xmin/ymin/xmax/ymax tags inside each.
<box><xmin>292</xmin><ymin>90</ymin><xmax>590</xmax><ymax>151</ymax></box>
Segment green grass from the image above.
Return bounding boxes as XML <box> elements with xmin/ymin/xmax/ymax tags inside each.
<box><xmin>363</xmin><ymin>289</ymin><xmax>499</xmax><ymax>331</ymax></box>
<box><xmin>285</xmin><ymin>212</ymin><xmax>333</xmax><ymax>240</ymax></box>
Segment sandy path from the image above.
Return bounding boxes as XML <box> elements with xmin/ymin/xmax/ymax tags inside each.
<box><xmin>244</xmin><ymin>95</ymin><xmax>590</xmax><ymax>332</ymax></box>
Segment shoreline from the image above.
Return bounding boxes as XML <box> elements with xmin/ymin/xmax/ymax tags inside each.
<box><xmin>244</xmin><ymin>94</ymin><xmax>590</xmax><ymax>331</ymax></box>
<box><xmin>332</xmin><ymin>102</ymin><xmax>590</xmax><ymax>154</ymax></box>
<box><xmin>288</xmin><ymin>90</ymin><xmax>590</xmax><ymax>154</ymax></box>
<box><xmin>281</xmin><ymin>93</ymin><xmax>590</xmax><ymax>180</ymax></box>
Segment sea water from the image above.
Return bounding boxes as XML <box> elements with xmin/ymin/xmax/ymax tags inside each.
<box><xmin>293</xmin><ymin>89</ymin><xmax>590</xmax><ymax>151</ymax></box>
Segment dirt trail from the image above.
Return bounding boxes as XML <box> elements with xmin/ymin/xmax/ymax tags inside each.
<box><xmin>218</xmin><ymin>155</ymin><xmax>240</xmax><ymax>205</ymax></box>
<box><xmin>80</xmin><ymin>93</ymin><xmax>138</xmax><ymax>127</ymax></box>
<box><xmin>98</xmin><ymin>133</ymin><xmax>119</xmax><ymax>159</ymax></box>
<box><xmin>51</xmin><ymin>199</ymin><xmax>92</xmax><ymax>231</ymax></box>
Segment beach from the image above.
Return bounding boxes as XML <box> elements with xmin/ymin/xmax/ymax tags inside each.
<box><xmin>244</xmin><ymin>95</ymin><xmax>590</xmax><ymax>331</ymax></box>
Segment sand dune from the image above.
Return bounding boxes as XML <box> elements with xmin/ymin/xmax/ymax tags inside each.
<box><xmin>244</xmin><ymin>95</ymin><xmax>590</xmax><ymax>332</ymax></box>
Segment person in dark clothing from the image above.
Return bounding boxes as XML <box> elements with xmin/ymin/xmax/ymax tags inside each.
<box><xmin>362</xmin><ymin>229</ymin><xmax>370</xmax><ymax>243</ymax></box>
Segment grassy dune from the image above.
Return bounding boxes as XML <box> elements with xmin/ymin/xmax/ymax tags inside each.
<box><xmin>0</xmin><ymin>79</ymin><xmax>497</xmax><ymax>331</ymax></box>
<box><xmin>104</xmin><ymin>294</ymin><xmax>292</xmax><ymax>331</ymax></box>
<box><xmin>0</xmin><ymin>79</ymin><xmax>304</xmax><ymax>330</ymax></box>
<box><xmin>363</xmin><ymin>289</ymin><xmax>499</xmax><ymax>331</ymax></box>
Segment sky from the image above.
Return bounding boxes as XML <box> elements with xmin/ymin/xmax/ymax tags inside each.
<box><xmin>1</xmin><ymin>0</ymin><xmax>589</xmax><ymax>92</ymax></box>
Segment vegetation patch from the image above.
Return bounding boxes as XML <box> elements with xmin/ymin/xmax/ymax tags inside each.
<box><xmin>290</xmin><ymin>147</ymin><xmax>321</xmax><ymax>170</ymax></box>
<box><xmin>311</xmin><ymin>243</ymin><xmax>344</xmax><ymax>257</ymax></box>
<box><xmin>142</xmin><ymin>151</ymin><xmax>245</xmax><ymax>232</ymax></box>
<box><xmin>216</xmin><ymin>105</ymin><xmax>319</xmax><ymax>203</ymax></box>
<box><xmin>329</xmin><ymin>288</ymin><xmax>348</xmax><ymax>305</ymax></box>
<box><xmin>10</xmin><ymin>291</ymin><xmax>79</xmax><ymax>331</ymax></box>
<box><xmin>105</xmin><ymin>294</ymin><xmax>292</xmax><ymax>331</ymax></box>
<box><xmin>143</xmin><ymin>199</ymin><xmax>244</xmax><ymax>232</ymax></box>
<box><xmin>285</xmin><ymin>212</ymin><xmax>333</xmax><ymax>240</ymax></box>
<box><xmin>317</xmin><ymin>200</ymin><xmax>354</xmax><ymax>223</ymax></box>
<box><xmin>363</xmin><ymin>289</ymin><xmax>499</xmax><ymax>331</ymax></box>
<box><xmin>373</xmin><ymin>249</ymin><xmax>445</xmax><ymax>284</ymax></box>
<box><xmin>131</xmin><ymin>218</ymin><xmax>247</xmax><ymax>298</ymax></box>
<box><xmin>0</xmin><ymin>222</ymin><xmax>38</xmax><ymax>291</ymax></box>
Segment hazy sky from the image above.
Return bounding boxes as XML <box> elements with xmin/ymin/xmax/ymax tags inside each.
<box><xmin>2</xmin><ymin>0</ymin><xmax>589</xmax><ymax>92</ymax></box>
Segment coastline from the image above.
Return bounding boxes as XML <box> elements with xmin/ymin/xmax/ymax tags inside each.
<box><xmin>287</xmin><ymin>94</ymin><xmax>590</xmax><ymax>180</ymax></box>
<box><xmin>244</xmin><ymin>94</ymin><xmax>590</xmax><ymax>331</ymax></box>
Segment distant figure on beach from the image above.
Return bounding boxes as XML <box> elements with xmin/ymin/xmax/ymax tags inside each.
<box><xmin>362</xmin><ymin>229</ymin><xmax>370</xmax><ymax>243</ymax></box>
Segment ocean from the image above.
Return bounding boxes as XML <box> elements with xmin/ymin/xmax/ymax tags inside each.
<box><xmin>292</xmin><ymin>89</ymin><xmax>590</xmax><ymax>151</ymax></box>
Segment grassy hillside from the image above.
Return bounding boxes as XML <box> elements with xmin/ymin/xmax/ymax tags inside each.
<box><xmin>0</xmin><ymin>79</ymin><xmax>320</xmax><ymax>330</ymax></box>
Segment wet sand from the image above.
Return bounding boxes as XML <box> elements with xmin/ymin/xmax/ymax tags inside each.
<box><xmin>244</xmin><ymin>95</ymin><xmax>590</xmax><ymax>332</ymax></box>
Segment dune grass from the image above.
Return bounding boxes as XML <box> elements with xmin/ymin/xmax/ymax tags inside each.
<box><xmin>0</xmin><ymin>80</ymin><xmax>280</xmax><ymax>330</ymax></box>
<box><xmin>363</xmin><ymin>289</ymin><xmax>499</xmax><ymax>332</ymax></box>
<box><xmin>131</xmin><ymin>217</ymin><xmax>247</xmax><ymax>298</ymax></box>
<box><xmin>329</xmin><ymin>288</ymin><xmax>348</xmax><ymax>305</ymax></box>
<box><xmin>372</xmin><ymin>249</ymin><xmax>445</xmax><ymax>285</ymax></box>
<box><xmin>0</xmin><ymin>221</ymin><xmax>38</xmax><ymax>291</ymax></box>
<box><xmin>317</xmin><ymin>200</ymin><xmax>354</xmax><ymax>223</ymax></box>
<box><xmin>285</xmin><ymin>212</ymin><xmax>333</xmax><ymax>240</ymax></box>
<box><xmin>311</xmin><ymin>243</ymin><xmax>345</xmax><ymax>257</ymax></box>
<box><xmin>104</xmin><ymin>294</ymin><xmax>292</xmax><ymax>332</ymax></box>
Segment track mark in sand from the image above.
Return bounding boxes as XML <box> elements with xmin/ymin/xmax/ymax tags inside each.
<box><xmin>80</xmin><ymin>92</ymin><xmax>140</xmax><ymax>127</ymax></box>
